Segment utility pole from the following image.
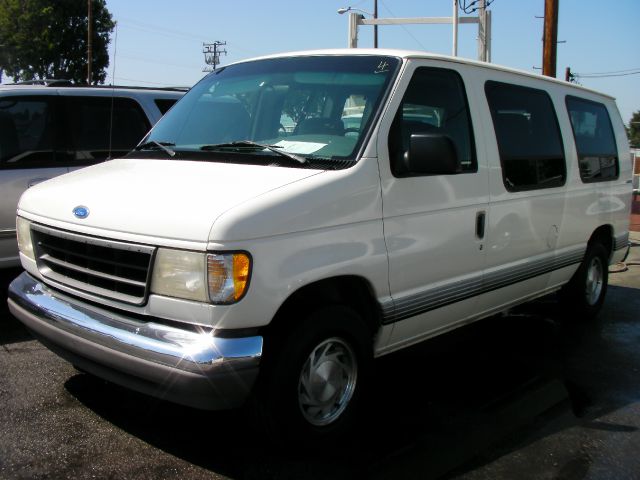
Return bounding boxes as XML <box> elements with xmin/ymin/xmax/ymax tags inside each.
<box><xmin>373</xmin><ymin>0</ymin><xmax>378</xmax><ymax>48</ymax></box>
<box><xmin>542</xmin><ymin>0</ymin><xmax>559</xmax><ymax>77</ymax></box>
<box><xmin>202</xmin><ymin>41</ymin><xmax>227</xmax><ymax>72</ymax></box>
<box><xmin>87</xmin><ymin>0</ymin><xmax>93</xmax><ymax>84</ymax></box>
<box><xmin>477</xmin><ymin>0</ymin><xmax>491</xmax><ymax>62</ymax></box>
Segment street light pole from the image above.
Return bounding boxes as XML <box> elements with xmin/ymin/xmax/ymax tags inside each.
<box><xmin>452</xmin><ymin>0</ymin><xmax>458</xmax><ymax>56</ymax></box>
<box><xmin>339</xmin><ymin>7</ymin><xmax>374</xmax><ymax>48</ymax></box>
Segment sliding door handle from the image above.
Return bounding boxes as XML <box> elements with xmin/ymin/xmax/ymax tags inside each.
<box><xmin>476</xmin><ymin>211</ymin><xmax>486</xmax><ymax>239</ymax></box>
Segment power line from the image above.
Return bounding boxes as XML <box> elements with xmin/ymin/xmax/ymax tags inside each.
<box><xmin>573</xmin><ymin>67</ymin><xmax>640</xmax><ymax>76</ymax></box>
<box><xmin>118</xmin><ymin>53</ymin><xmax>200</xmax><ymax>70</ymax></box>
<box><xmin>575</xmin><ymin>71</ymin><xmax>640</xmax><ymax>79</ymax></box>
<box><xmin>459</xmin><ymin>0</ymin><xmax>495</xmax><ymax>14</ymax></box>
<box><xmin>379</xmin><ymin>0</ymin><xmax>428</xmax><ymax>51</ymax></box>
<box><xmin>115</xmin><ymin>17</ymin><xmax>258</xmax><ymax>55</ymax></box>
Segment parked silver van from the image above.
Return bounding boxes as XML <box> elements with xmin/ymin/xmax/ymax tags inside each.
<box><xmin>0</xmin><ymin>83</ymin><xmax>184</xmax><ymax>268</ymax></box>
<box><xmin>8</xmin><ymin>50</ymin><xmax>632</xmax><ymax>439</ymax></box>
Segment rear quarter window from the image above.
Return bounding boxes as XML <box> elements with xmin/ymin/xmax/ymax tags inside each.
<box><xmin>154</xmin><ymin>98</ymin><xmax>178</xmax><ymax>115</ymax></box>
<box><xmin>565</xmin><ymin>96</ymin><xmax>618</xmax><ymax>182</ymax></box>
<box><xmin>64</xmin><ymin>96</ymin><xmax>150</xmax><ymax>164</ymax></box>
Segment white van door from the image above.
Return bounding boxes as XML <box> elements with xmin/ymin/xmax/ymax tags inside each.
<box><xmin>376</xmin><ymin>62</ymin><xmax>489</xmax><ymax>351</ymax></box>
<box><xmin>476</xmin><ymin>80</ymin><xmax>569</xmax><ymax>313</ymax></box>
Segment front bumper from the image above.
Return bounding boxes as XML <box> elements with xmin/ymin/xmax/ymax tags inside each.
<box><xmin>8</xmin><ymin>272</ymin><xmax>263</xmax><ymax>410</ymax></box>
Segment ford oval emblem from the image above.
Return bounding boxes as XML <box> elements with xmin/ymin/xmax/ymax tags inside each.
<box><xmin>73</xmin><ymin>206</ymin><xmax>90</xmax><ymax>219</ymax></box>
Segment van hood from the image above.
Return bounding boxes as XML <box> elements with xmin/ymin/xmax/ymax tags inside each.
<box><xmin>18</xmin><ymin>158</ymin><xmax>322</xmax><ymax>243</ymax></box>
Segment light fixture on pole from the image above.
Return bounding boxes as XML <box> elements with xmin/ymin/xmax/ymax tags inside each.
<box><xmin>338</xmin><ymin>6</ymin><xmax>378</xmax><ymax>48</ymax></box>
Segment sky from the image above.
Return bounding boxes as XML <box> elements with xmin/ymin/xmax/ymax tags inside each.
<box><xmin>104</xmin><ymin>0</ymin><xmax>639</xmax><ymax>124</ymax></box>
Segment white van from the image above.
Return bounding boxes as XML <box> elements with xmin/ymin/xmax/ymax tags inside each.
<box><xmin>8</xmin><ymin>50</ymin><xmax>632</xmax><ymax>438</ymax></box>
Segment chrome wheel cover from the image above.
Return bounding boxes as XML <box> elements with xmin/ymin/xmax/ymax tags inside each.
<box><xmin>585</xmin><ymin>256</ymin><xmax>604</xmax><ymax>306</ymax></box>
<box><xmin>297</xmin><ymin>337</ymin><xmax>357</xmax><ymax>427</ymax></box>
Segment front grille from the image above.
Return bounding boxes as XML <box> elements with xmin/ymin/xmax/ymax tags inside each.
<box><xmin>31</xmin><ymin>225</ymin><xmax>155</xmax><ymax>305</ymax></box>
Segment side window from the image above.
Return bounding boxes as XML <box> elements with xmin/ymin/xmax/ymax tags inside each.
<box><xmin>389</xmin><ymin>67</ymin><xmax>476</xmax><ymax>177</ymax></box>
<box><xmin>64</xmin><ymin>96</ymin><xmax>150</xmax><ymax>164</ymax></box>
<box><xmin>342</xmin><ymin>94</ymin><xmax>367</xmax><ymax>136</ymax></box>
<box><xmin>0</xmin><ymin>96</ymin><xmax>56</xmax><ymax>168</ymax></box>
<box><xmin>485</xmin><ymin>81</ymin><xmax>566</xmax><ymax>191</ymax></box>
<box><xmin>566</xmin><ymin>96</ymin><xmax>618</xmax><ymax>182</ymax></box>
<box><xmin>154</xmin><ymin>98</ymin><xmax>177</xmax><ymax>116</ymax></box>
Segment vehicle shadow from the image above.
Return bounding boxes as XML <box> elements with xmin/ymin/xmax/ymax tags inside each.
<box><xmin>63</xmin><ymin>291</ymin><xmax>636</xmax><ymax>480</ymax></box>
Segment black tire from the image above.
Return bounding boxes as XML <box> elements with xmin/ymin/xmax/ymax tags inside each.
<box><xmin>251</xmin><ymin>305</ymin><xmax>372</xmax><ymax>443</ymax></box>
<box><xmin>560</xmin><ymin>242</ymin><xmax>609</xmax><ymax>320</ymax></box>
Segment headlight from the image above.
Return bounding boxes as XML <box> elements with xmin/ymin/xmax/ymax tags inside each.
<box><xmin>151</xmin><ymin>248</ymin><xmax>208</xmax><ymax>302</ymax></box>
<box><xmin>16</xmin><ymin>217</ymin><xmax>35</xmax><ymax>260</ymax></box>
<box><xmin>150</xmin><ymin>249</ymin><xmax>252</xmax><ymax>304</ymax></box>
<box><xmin>207</xmin><ymin>252</ymin><xmax>251</xmax><ymax>304</ymax></box>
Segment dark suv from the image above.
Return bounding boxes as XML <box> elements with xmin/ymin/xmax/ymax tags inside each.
<box><xmin>0</xmin><ymin>83</ymin><xmax>185</xmax><ymax>268</ymax></box>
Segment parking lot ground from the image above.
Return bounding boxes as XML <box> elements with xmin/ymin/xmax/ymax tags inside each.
<box><xmin>1</xmin><ymin>234</ymin><xmax>639</xmax><ymax>480</ymax></box>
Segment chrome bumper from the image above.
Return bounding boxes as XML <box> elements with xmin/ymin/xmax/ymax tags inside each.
<box><xmin>8</xmin><ymin>272</ymin><xmax>263</xmax><ymax>410</ymax></box>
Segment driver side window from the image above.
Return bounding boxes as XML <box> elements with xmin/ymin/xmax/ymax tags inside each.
<box><xmin>389</xmin><ymin>67</ymin><xmax>477</xmax><ymax>177</ymax></box>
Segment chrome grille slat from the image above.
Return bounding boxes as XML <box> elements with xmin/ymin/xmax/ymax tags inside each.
<box><xmin>31</xmin><ymin>225</ymin><xmax>155</xmax><ymax>305</ymax></box>
<box><xmin>40</xmin><ymin>254</ymin><xmax>147</xmax><ymax>288</ymax></box>
<box><xmin>37</xmin><ymin>242</ymin><xmax>148</xmax><ymax>272</ymax></box>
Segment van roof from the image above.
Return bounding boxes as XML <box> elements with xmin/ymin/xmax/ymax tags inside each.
<box><xmin>224</xmin><ymin>48</ymin><xmax>615</xmax><ymax>101</ymax></box>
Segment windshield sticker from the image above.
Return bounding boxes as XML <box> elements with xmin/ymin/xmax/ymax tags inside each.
<box><xmin>274</xmin><ymin>140</ymin><xmax>327</xmax><ymax>155</ymax></box>
<box><xmin>375</xmin><ymin>60</ymin><xmax>390</xmax><ymax>74</ymax></box>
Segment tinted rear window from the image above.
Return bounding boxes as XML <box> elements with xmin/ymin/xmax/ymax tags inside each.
<box><xmin>154</xmin><ymin>98</ymin><xmax>177</xmax><ymax>115</ymax></box>
<box><xmin>64</xmin><ymin>96</ymin><xmax>150</xmax><ymax>163</ymax></box>
<box><xmin>565</xmin><ymin>96</ymin><xmax>618</xmax><ymax>182</ymax></box>
<box><xmin>485</xmin><ymin>81</ymin><xmax>566</xmax><ymax>191</ymax></box>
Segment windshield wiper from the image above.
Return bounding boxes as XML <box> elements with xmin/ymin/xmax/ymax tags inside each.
<box><xmin>200</xmin><ymin>141</ymin><xmax>306</xmax><ymax>165</ymax></box>
<box><xmin>135</xmin><ymin>141</ymin><xmax>176</xmax><ymax>157</ymax></box>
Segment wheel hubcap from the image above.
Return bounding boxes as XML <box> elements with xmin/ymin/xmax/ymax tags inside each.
<box><xmin>585</xmin><ymin>256</ymin><xmax>604</xmax><ymax>306</ymax></box>
<box><xmin>298</xmin><ymin>337</ymin><xmax>357</xmax><ymax>426</ymax></box>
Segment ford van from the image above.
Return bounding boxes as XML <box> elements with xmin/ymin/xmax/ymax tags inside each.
<box><xmin>7</xmin><ymin>50</ymin><xmax>632</xmax><ymax>438</ymax></box>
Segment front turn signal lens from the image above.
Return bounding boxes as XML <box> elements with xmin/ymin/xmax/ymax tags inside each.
<box><xmin>207</xmin><ymin>252</ymin><xmax>251</xmax><ymax>304</ymax></box>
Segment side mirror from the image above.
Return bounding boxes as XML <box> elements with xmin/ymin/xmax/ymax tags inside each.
<box><xmin>397</xmin><ymin>133</ymin><xmax>461</xmax><ymax>176</ymax></box>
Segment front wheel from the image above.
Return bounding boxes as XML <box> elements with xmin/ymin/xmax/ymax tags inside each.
<box><xmin>560</xmin><ymin>242</ymin><xmax>609</xmax><ymax>320</ymax></box>
<box><xmin>252</xmin><ymin>305</ymin><xmax>371</xmax><ymax>442</ymax></box>
<box><xmin>298</xmin><ymin>336</ymin><xmax>359</xmax><ymax>427</ymax></box>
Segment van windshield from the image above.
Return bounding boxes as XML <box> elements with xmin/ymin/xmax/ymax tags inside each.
<box><xmin>137</xmin><ymin>55</ymin><xmax>400</xmax><ymax>168</ymax></box>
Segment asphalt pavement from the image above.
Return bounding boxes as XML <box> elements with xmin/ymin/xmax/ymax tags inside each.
<box><xmin>1</xmin><ymin>234</ymin><xmax>639</xmax><ymax>479</ymax></box>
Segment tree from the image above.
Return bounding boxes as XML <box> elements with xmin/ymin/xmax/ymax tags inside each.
<box><xmin>628</xmin><ymin>111</ymin><xmax>640</xmax><ymax>148</ymax></box>
<box><xmin>0</xmin><ymin>0</ymin><xmax>114</xmax><ymax>84</ymax></box>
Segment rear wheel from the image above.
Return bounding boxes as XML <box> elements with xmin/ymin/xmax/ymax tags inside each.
<box><xmin>253</xmin><ymin>305</ymin><xmax>371</xmax><ymax>442</ymax></box>
<box><xmin>561</xmin><ymin>242</ymin><xmax>609</xmax><ymax>320</ymax></box>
